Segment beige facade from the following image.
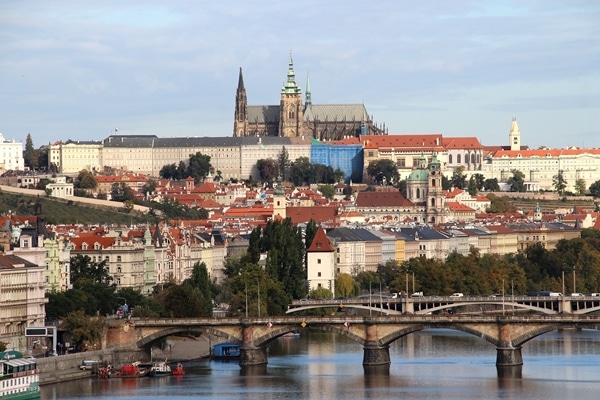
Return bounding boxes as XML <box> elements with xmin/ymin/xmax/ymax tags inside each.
<box><xmin>49</xmin><ymin>141</ymin><xmax>102</xmax><ymax>174</ymax></box>
<box><xmin>0</xmin><ymin>254</ymin><xmax>47</xmax><ymax>353</ymax></box>
<box><xmin>43</xmin><ymin>236</ymin><xmax>71</xmax><ymax>292</ymax></box>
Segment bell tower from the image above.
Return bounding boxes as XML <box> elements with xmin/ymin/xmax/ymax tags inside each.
<box><xmin>279</xmin><ymin>52</ymin><xmax>303</xmax><ymax>137</ymax></box>
<box><xmin>426</xmin><ymin>153</ymin><xmax>447</xmax><ymax>224</ymax></box>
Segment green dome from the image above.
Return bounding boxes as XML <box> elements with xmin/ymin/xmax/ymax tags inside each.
<box><xmin>407</xmin><ymin>169</ymin><xmax>429</xmax><ymax>181</ymax></box>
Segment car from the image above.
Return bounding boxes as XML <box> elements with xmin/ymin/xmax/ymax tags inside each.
<box><xmin>450</xmin><ymin>293</ymin><xmax>464</xmax><ymax>298</ymax></box>
<box><xmin>570</xmin><ymin>293</ymin><xmax>584</xmax><ymax>297</ymax></box>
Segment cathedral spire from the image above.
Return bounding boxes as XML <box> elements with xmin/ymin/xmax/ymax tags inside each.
<box><xmin>237</xmin><ymin>67</ymin><xmax>245</xmax><ymax>91</ymax></box>
<box><xmin>305</xmin><ymin>72</ymin><xmax>312</xmax><ymax>106</ymax></box>
<box><xmin>282</xmin><ymin>51</ymin><xmax>301</xmax><ymax>94</ymax></box>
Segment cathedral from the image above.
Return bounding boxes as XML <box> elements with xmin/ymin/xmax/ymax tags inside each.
<box><xmin>233</xmin><ymin>54</ymin><xmax>386</xmax><ymax>140</ymax></box>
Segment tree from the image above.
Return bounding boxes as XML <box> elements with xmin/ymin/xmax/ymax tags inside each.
<box><xmin>450</xmin><ymin>167</ymin><xmax>467</xmax><ymax>189</ymax></box>
<box><xmin>317</xmin><ymin>184</ymin><xmax>335</xmax><ymax>200</ymax></box>
<box><xmin>333</xmin><ymin>168</ymin><xmax>345</xmax><ymax>183</ymax></box>
<box><xmin>256</xmin><ymin>159</ymin><xmax>279</xmax><ymax>183</ymax></box>
<box><xmin>574</xmin><ymin>178</ymin><xmax>586</xmax><ymax>196</ymax></box>
<box><xmin>277</xmin><ymin>147</ymin><xmax>290</xmax><ymax>181</ymax></box>
<box><xmin>61</xmin><ymin>310</ymin><xmax>105</xmax><ymax>352</ymax></box>
<box><xmin>141</xmin><ymin>178</ymin><xmax>157</xmax><ymax>196</ymax></box>
<box><xmin>485</xmin><ymin>194</ymin><xmax>517</xmax><ymax>213</ymax></box>
<box><xmin>70</xmin><ymin>254</ymin><xmax>113</xmax><ymax>287</ymax></box>
<box><xmin>335</xmin><ymin>273</ymin><xmax>357</xmax><ymax>298</ymax></box>
<box><xmin>471</xmin><ymin>173</ymin><xmax>486</xmax><ymax>191</ymax></box>
<box><xmin>589</xmin><ymin>180</ymin><xmax>600</xmax><ymax>197</ymax></box>
<box><xmin>507</xmin><ymin>169</ymin><xmax>526</xmax><ymax>192</ymax></box>
<box><xmin>552</xmin><ymin>170</ymin><xmax>568</xmax><ymax>195</ymax></box>
<box><xmin>484</xmin><ymin>178</ymin><xmax>500</xmax><ymax>192</ymax></box>
<box><xmin>467</xmin><ymin>176</ymin><xmax>478</xmax><ymax>196</ymax></box>
<box><xmin>75</xmin><ymin>170</ymin><xmax>97</xmax><ymax>189</ymax></box>
<box><xmin>111</xmin><ymin>182</ymin><xmax>135</xmax><ymax>202</ymax></box>
<box><xmin>366</xmin><ymin>159</ymin><xmax>399</xmax><ymax>186</ymax></box>
<box><xmin>188</xmin><ymin>152</ymin><xmax>212</xmax><ymax>184</ymax></box>
<box><xmin>184</xmin><ymin>262</ymin><xmax>213</xmax><ymax>317</ymax></box>
<box><xmin>24</xmin><ymin>134</ymin><xmax>35</xmax><ymax>169</ymax></box>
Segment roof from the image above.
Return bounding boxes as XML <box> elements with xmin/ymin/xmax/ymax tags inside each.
<box><xmin>355</xmin><ymin>191</ymin><xmax>414</xmax><ymax>207</ymax></box>
<box><xmin>307</xmin><ymin>227</ymin><xmax>335</xmax><ymax>252</ymax></box>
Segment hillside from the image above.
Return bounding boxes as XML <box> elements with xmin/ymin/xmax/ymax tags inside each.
<box><xmin>0</xmin><ymin>191</ymin><xmax>152</xmax><ymax>225</ymax></box>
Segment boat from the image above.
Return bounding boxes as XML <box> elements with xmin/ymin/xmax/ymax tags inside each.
<box><xmin>282</xmin><ymin>332</ymin><xmax>300</xmax><ymax>338</ymax></box>
<box><xmin>0</xmin><ymin>350</ymin><xmax>40</xmax><ymax>399</ymax></box>
<box><xmin>147</xmin><ymin>360</ymin><xmax>172</xmax><ymax>377</ymax></box>
<box><xmin>171</xmin><ymin>363</ymin><xmax>185</xmax><ymax>376</ymax></box>
<box><xmin>212</xmin><ymin>343</ymin><xmax>241</xmax><ymax>359</ymax></box>
<box><xmin>114</xmin><ymin>361</ymin><xmax>148</xmax><ymax>378</ymax></box>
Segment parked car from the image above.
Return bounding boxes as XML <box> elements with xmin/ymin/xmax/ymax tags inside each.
<box><xmin>450</xmin><ymin>293</ymin><xmax>464</xmax><ymax>298</ymax></box>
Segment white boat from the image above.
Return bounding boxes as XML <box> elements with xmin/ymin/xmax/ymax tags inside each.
<box><xmin>0</xmin><ymin>350</ymin><xmax>40</xmax><ymax>399</ymax></box>
<box><xmin>147</xmin><ymin>360</ymin><xmax>172</xmax><ymax>377</ymax></box>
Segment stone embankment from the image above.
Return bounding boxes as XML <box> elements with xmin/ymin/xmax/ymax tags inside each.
<box><xmin>38</xmin><ymin>336</ymin><xmax>212</xmax><ymax>385</ymax></box>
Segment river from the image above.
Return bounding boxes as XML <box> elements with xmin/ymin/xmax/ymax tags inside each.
<box><xmin>41</xmin><ymin>328</ymin><xmax>600</xmax><ymax>400</ymax></box>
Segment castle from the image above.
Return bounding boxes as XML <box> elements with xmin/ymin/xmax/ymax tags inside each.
<box><xmin>233</xmin><ymin>53</ymin><xmax>386</xmax><ymax>140</ymax></box>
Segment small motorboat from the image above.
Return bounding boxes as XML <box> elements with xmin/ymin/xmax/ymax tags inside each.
<box><xmin>147</xmin><ymin>360</ymin><xmax>172</xmax><ymax>377</ymax></box>
<box><xmin>172</xmin><ymin>363</ymin><xmax>185</xmax><ymax>376</ymax></box>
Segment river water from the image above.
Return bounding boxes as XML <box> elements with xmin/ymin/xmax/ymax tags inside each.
<box><xmin>41</xmin><ymin>329</ymin><xmax>600</xmax><ymax>400</ymax></box>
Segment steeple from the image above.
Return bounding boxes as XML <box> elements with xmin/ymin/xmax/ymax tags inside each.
<box><xmin>305</xmin><ymin>73</ymin><xmax>312</xmax><ymax>106</ymax></box>
<box><xmin>281</xmin><ymin>51</ymin><xmax>301</xmax><ymax>95</ymax></box>
<box><xmin>234</xmin><ymin>67</ymin><xmax>248</xmax><ymax>137</ymax></box>
<box><xmin>509</xmin><ymin>117</ymin><xmax>521</xmax><ymax>151</ymax></box>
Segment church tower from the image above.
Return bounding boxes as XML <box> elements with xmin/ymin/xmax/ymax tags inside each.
<box><xmin>233</xmin><ymin>67</ymin><xmax>248</xmax><ymax>137</ymax></box>
<box><xmin>272</xmin><ymin>175</ymin><xmax>286</xmax><ymax>220</ymax></box>
<box><xmin>509</xmin><ymin>117</ymin><xmax>521</xmax><ymax>151</ymax></box>
<box><xmin>426</xmin><ymin>153</ymin><xmax>447</xmax><ymax>224</ymax></box>
<box><xmin>279</xmin><ymin>52</ymin><xmax>304</xmax><ymax>137</ymax></box>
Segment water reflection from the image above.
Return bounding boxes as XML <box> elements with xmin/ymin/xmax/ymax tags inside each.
<box><xmin>41</xmin><ymin>328</ymin><xmax>600</xmax><ymax>400</ymax></box>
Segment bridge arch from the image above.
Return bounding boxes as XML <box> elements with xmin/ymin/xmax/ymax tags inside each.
<box><xmin>136</xmin><ymin>326</ymin><xmax>242</xmax><ymax>349</ymax></box>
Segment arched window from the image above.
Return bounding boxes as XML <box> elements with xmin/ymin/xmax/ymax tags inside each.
<box><xmin>431</xmin><ymin>179</ymin><xmax>436</xmax><ymax>187</ymax></box>
<box><xmin>471</xmin><ymin>153</ymin><xmax>475</xmax><ymax>163</ymax></box>
<box><xmin>457</xmin><ymin>154</ymin><xmax>461</xmax><ymax>164</ymax></box>
<box><xmin>416</xmin><ymin>188</ymin><xmax>420</xmax><ymax>198</ymax></box>
<box><xmin>431</xmin><ymin>216</ymin><xmax>436</xmax><ymax>223</ymax></box>
<box><xmin>465</xmin><ymin>153</ymin><xmax>469</xmax><ymax>164</ymax></box>
<box><xmin>448</xmin><ymin>154</ymin><xmax>453</xmax><ymax>164</ymax></box>
<box><xmin>431</xmin><ymin>198</ymin><xmax>436</xmax><ymax>206</ymax></box>
<box><xmin>288</xmin><ymin>106</ymin><xmax>295</xmax><ymax>119</ymax></box>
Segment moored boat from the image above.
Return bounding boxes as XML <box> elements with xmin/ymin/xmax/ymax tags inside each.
<box><xmin>147</xmin><ymin>360</ymin><xmax>172</xmax><ymax>377</ymax></box>
<box><xmin>212</xmin><ymin>343</ymin><xmax>241</xmax><ymax>359</ymax></box>
<box><xmin>0</xmin><ymin>350</ymin><xmax>40</xmax><ymax>399</ymax></box>
<box><xmin>114</xmin><ymin>362</ymin><xmax>148</xmax><ymax>378</ymax></box>
<box><xmin>172</xmin><ymin>363</ymin><xmax>185</xmax><ymax>376</ymax></box>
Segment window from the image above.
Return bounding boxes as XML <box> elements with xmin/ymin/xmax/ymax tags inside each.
<box><xmin>457</xmin><ymin>154</ymin><xmax>461</xmax><ymax>164</ymax></box>
<box><xmin>448</xmin><ymin>154</ymin><xmax>453</xmax><ymax>164</ymax></box>
<box><xmin>117</xmin><ymin>256</ymin><xmax>122</xmax><ymax>262</ymax></box>
<box><xmin>318</xmin><ymin>272</ymin><xmax>322</xmax><ymax>277</ymax></box>
<box><xmin>317</xmin><ymin>259</ymin><xmax>321</xmax><ymax>264</ymax></box>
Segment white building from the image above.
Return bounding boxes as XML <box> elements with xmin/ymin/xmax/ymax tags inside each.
<box><xmin>306</xmin><ymin>227</ymin><xmax>336</xmax><ymax>295</ymax></box>
<box><xmin>0</xmin><ymin>133</ymin><xmax>24</xmax><ymax>172</ymax></box>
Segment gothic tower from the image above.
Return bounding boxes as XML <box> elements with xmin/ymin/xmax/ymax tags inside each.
<box><xmin>272</xmin><ymin>175</ymin><xmax>286</xmax><ymax>220</ymax></box>
<box><xmin>426</xmin><ymin>153</ymin><xmax>447</xmax><ymax>224</ymax></box>
<box><xmin>509</xmin><ymin>117</ymin><xmax>521</xmax><ymax>151</ymax></box>
<box><xmin>233</xmin><ymin>67</ymin><xmax>248</xmax><ymax>137</ymax></box>
<box><xmin>279</xmin><ymin>52</ymin><xmax>304</xmax><ymax>137</ymax></box>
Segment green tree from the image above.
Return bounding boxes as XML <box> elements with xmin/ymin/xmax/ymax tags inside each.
<box><xmin>70</xmin><ymin>255</ymin><xmax>113</xmax><ymax>287</ymax></box>
<box><xmin>309</xmin><ymin>287</ymin><xmax>333</xmax><ymax>299</ymax></box>
<box><xmin>317</xmin><ymin>184</ymin><xmax>335</xmax><ymax>200</ymax></box>
<box><xmin>507</xmin><ymin>169</ymin><xmax>526</xmax><ymax>192</ymax></box>
<box><xmin>574</xmin><ymin>178</ymin><xmax>586</xmax><ymax>196</ymax></box>
<box><xmin>184</xmin><ymin>262</ymin><xmax>213</xmax><ymax>317</ymax></box>
<box><xmin>366</xmin><ymin>159</ymin><xmax>399</xmax><ymax>186</ymax></box>
<box><xmin>377</xmin><ymin>259</ymin><xmax>402</xmax><ymax>288</ymax></box>
<box><xmin>277</xmin><ymin>147</ymin><xmax>290</xmax><ymax>181</ymax></box>
<box><xmin>24</xmin><ymin>133</ymin><xmax>35</xmax><ymax>169</ymax></box>
<box><xmin>589</xmin><ymin>180</ymin><xmax>600</xmax><ymax>197</ymax></box>
<box><xmin>111</xmin><ymin>183</ymin><xmax>135</xmax><ymax>202</ymax></box>
<box><xmin>335</xmin><ymin>273</ymin><xmax>357</xmax><ymax>298</ymax></box>
<box><xmin>450</xmin><ymin>167</ymin><xmax>468</xmax><ymax>189</ymax></box>
<box><xmin>75</xmin><ymin>170</ymin><xmax>98</xmax><ymax>189</ymax></box>
<box><xmin>61</xmin><ymin>310</ymin><xmax>105</xmax><ymax>352</ymax></box>
<box><xmin>471</xmin><ymin>173</ymin><xmax>486</xmax><ymax>191</ymax></box>
<box><xmin>552</xmin><ymin>170</ymin><xmax>568</xmax><ymax>195</ymax></box>
<box><xmin>467</xmin><ymin>175</ymin><xmax>478</xmax><ymax>196</ymax></box>
<box><xmin>483</xmin><ymin>178</ymin><xmax>500</xmax><ymax>192</ymax></box>
<box><xmin>188</xmin><ymin>152</ymin><xmax>212</xmax><ymax>184</ymax></box>
<box><xmin>333</xmin><ymin>168</ymin><xmax>345</xmax><ymax>183</ymax></box>
<box><xmin>159</xmin><ymin>163</ymin><xmax>179</xmax><ymax>180</ymax></box>
<box><xmin>141</xmin><ymin>178</ymin><xmax>157</xmax><ymax>196</ymax></box>
<box><xmin>485</xmin><ymin>194</ymin><xmax>517</xmax><ymax>213</ymax></box>
<box><xmin>256</xmin><ymin>159</ymin><xmax>279</xmax><ymax>183</ymax></box>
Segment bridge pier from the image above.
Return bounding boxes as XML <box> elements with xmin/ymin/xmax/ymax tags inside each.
<box><xmin>362</xmin><ymin>343</ymin><xmax>390</xmax><ymax>366</ymax></box>
<box><xmin>239</xmin><ymin>346</ymin><xmax>268</xmax><ymax>366</ymax></box>
<box><xmin>496</xmin><ymin>346</ymin><xmax>523</xmax><ymax>366</ymax></box>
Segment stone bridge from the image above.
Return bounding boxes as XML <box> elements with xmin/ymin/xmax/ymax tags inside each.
<box><xmin>104</xmin><ymin>314</ymin><xmax>600</xmax><ymax>369</ymax></box>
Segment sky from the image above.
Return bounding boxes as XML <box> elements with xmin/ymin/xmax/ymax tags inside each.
<box><xmin>1</xmin><ymin>1</ymin><xmax>599</xmax><ymax>150</ymax></box>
